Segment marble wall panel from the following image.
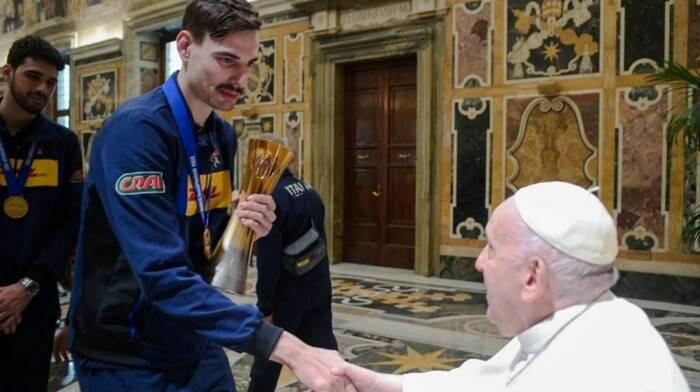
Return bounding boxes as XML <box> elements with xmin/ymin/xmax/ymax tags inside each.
<box><xmin>284</xmin><ymin>33</ymin><xmax>304</xmax><ymax>103</ymax></box>
<box><xmin>451</xmin><ymin>98</ymin><xmax>491</xmax><ymax>240</ymax></box>
<box><xmin>453</xmin><ymin>0</ymin><xmax>492</xmax><ymax>88</ymax></box>
<box><xmin>284</xmin><ymin>111</ymin><xmax>304</xmax><ymax>179</ymax></box>
<box><xmin>613</xmin><ymin>270</ymin><xmax>700</xmax><ymax>306</ymax></box>
<box><xmin>237</xmin><ymin>38</ymin><xmax>275</xmax><ymax>105</ymax></box>
<box><xmin>506</xmin><ymin>0</ymin><xmax>601</xmax><ymax>81</ymax></box>
<box><xmin>504</xmin><ymin>93</ymin><xmax>600</xmax><ymax>197</ymax></box>
<box><xmin>690</xmin><ymin>0</ymin><xmax>700</xmax><ymax>69</ymax></box>
<box><xmin>686</xmin><ymin>93</ymin><xmax>699</xmax><ymax>222</ymax></box>
<box><xmin>439</xmin><ymin>255</ymin><xmax>481</xmax><ymax>281</ymax></box>
<box><xmin>615</xmin><ymin>86</ymin><xmax>669</xmax><ymax>251</ymax></box>
<box><xmin>617</xmin><ymin>0</ymin><xmax>673</xmax><ymax>74</ymax></box>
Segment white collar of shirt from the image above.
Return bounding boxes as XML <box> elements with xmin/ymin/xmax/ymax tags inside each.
<box><xmin>517</xmin><ymin>290</ymin><xmax>615</xmax><ymax>355</ymax></box>
<box><xmin>504</xmin><ymin>291</ymin><xmax>615</xmax><ymax>385</ymax></box>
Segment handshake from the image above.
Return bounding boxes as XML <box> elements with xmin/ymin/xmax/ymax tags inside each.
<box><xmin>273</xmin><ymin>331</ymin><xmax>401</xmax><ymax>392</ymax></box>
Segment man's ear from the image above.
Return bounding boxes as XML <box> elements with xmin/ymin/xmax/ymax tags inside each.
<box><xmin>2</xmin><ymin>64</ymin><xmax>13</xmax><ymax>80</ymax></box>
<box><xmin>176</xmin><ymin>31</ymin><xmax>194</xmax><ymax>63</ymax></box>
<box><xmin>521</xmin><ymin>256</ymin><xmax>548</xmax><ymax>304</ymax></box>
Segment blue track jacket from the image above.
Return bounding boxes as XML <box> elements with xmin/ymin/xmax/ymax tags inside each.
<box><xmin>0</xmin><ymin>113</ymin><xmax>82</xmax><ymax>293</ymax></box>
<box><xmin>69</xmin><ymin>79</ymin><xmax>281</xmax><ymax>369</ymax></box>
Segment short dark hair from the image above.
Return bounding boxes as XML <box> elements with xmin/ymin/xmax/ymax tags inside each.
<box><xmin>182</xmin><ymin>0</ymin><xmax>261</xmax><ymax>43</ymax></box>
<box><xmin>7</xmin><ymin>35</ymin><xmax>65</xmax><ymax>71</ymax></box>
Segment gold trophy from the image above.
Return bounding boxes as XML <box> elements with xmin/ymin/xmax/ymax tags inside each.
<box><xmin>209</xmin><ymin>138</ymin><xmax>294</xmax><ymax>294</ymax></box>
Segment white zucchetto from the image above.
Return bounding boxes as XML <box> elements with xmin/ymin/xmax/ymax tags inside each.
<box><xmin>513</xmin><ymin>181</ymin><xmax>618</xmax><ymax>266</ymax></box>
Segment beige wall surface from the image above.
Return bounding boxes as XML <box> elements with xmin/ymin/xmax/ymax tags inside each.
<box><xmin>3</xmin><ymin>0</ymin><xmax>698</xmax><ymax>277</ymax></box>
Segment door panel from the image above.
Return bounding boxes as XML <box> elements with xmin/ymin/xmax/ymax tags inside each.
<box><xmin>387</xmin><ymin>167</ymin><xmax>415</xmax><ymax>225</ymax></box>
<box><xmin>343</xmin><ymin>57</ymin><xmax>416</xmax><ymax>269</ymax></box>
<box><xmin>346</xmin><ymin>169</ymin><xmax>378</xmax><ymax>223</ymax></box>
<box><xmin>351</xmin><ymin>92</ymin><xmax>379</xmax><ymax>146</ymax></box>
<box><xmin>389</xmin><ymin>87</ymin><xmax>417</xmax><ymax>145</ymax></box>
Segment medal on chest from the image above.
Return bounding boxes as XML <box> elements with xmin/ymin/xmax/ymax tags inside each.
<box><xmin>3</xmin><ymin>195</ymin><xmax>29</xmax><ymax>219</ymax></box>
<box><xmin>0</xmin><ymin>139</ymin><xmax>37</xmax><ymax>220</ymax></box>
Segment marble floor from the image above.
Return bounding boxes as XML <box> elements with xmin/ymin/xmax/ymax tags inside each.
<box><xmin>51</xmin><ymin>263</ymin><xmax>700</xmax><ymax>391</ymax></box>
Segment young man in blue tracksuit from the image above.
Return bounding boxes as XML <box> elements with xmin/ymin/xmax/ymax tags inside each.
<box><xmin>0</xmin><ymin>36</ymin><xmax>83</xmax><ymax>392</ymax></box>
<box><xmin>68</xmin><ymin>1</ymin><xmax>346</xmax><ymax>391</ymax></box>
<box><xmin>249</xmin><ymin>162</ymin><xmax>337</xmax><ymax>392</ymax></box>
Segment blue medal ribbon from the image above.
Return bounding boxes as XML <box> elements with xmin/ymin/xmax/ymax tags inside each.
<box><xmin>0</xmin><ymin>136</ymin><xmax>37</xmax><ymax>197</ymax></box>
<box><xmin>163</xmin><ymin>74</ymin><xmax>212</xmax><ymax>231</ymax></box>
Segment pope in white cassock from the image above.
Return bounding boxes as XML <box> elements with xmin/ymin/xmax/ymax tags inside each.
<box><xmin>333</xmin><ymin>181</ymin><xmax>690</xmax><ymax>392</ymax></box>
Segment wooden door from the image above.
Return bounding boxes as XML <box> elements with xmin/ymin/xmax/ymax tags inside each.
<box><xmin>343</xmin><ymin>57</ymin><xmax>416</xmax><ymax>269</ymax></box>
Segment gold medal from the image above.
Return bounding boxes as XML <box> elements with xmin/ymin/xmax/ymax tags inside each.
<box><xmin>203</xmin><ymin>227</ymin><xmax>212</xmax><ymax>260</ymax></box>
<box><xmin>3</xmin><ymin>196</ymin><xmax>29</xmax><ymax>219</ymax></box>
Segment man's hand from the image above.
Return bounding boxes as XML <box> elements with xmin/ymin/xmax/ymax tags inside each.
<box><xmin>0</xmin><ymin>313</ymin><xmax>22</xmax><ymax>334</ymax></box>
<box><xmin>235</xmin><ymin>193</ymin><xmax>276</xmax><ymax>240</ymax></box>
<box><xmin>332</xmin><ymin>363</ymin><xmax>403</xmax><ymax>392</ymax></box>
<box><xmin>0</xmin><ymin>283</ymin><xmax>31</xmax><ymax>323</ymax></box>
<box><xmin>53</xmin><ymin>325</ymin><xmax>71</xmax><ymax>362</ymax></box>
<box><xmin>270</xmin><ymin>331</ymin><xmax>348</xmax><ymax>391</ymax></box>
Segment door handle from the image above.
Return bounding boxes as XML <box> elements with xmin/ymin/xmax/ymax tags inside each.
<box><xmin>357</xmin><ymin>154</ymin><xmax>369</xmax><ymax>160</ymax></box>
<box><xmin>372</xmin><ymin>191</ymin><xmax>380</xmax><ymax>197</ymax></box>
<box><xmin>398</xmin><ymin>153</ymin><xmax>411</xmax><ymax>159</ymax></box>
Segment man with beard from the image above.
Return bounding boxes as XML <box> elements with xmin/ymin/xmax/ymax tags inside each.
<box><xmin>68</xmin><ymin>1</ymin><xmax>346</xmax><ymax>391</ymax></box>
<box><xmin>0</xmin><ymin>35</ymin><xmax>83</xmax><ymax>392</ymax></box>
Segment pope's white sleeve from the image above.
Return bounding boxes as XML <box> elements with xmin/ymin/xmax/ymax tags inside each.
<box><xmin>402</xmin><ymin>359</ymin><xmax>490</xmax><ymax>392</ymax></box>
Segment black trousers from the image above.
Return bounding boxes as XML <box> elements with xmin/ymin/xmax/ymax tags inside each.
<box><xmin>0</xmin><ymin>291</ymin><xmax>59</xmax><ymax>392</ymax></box>
<box><xmin>248</xmin><ymin>291</ymin><xmax>336</xmax><ymax>392</ymax></box>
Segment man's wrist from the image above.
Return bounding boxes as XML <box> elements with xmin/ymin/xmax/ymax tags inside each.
<box><xmin>18</xmin><ymin>277</ymin><xmax>40</xmax><ymax>298</ymax></box>
<box><xmin>269</xmin><ymin>331</ymin><xmax>304</xmax><ymax>368</ymax></box>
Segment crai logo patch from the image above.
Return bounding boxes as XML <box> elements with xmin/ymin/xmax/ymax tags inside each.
<box><xmin>115</xmin><ymin>171</ymin><xmax>166</xmax><ymax>195</ymax></box>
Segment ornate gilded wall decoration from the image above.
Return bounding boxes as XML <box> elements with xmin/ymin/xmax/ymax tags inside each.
<box><xmin>140</xmin><ymin>67</ymin><xmax>158</xmax><ymax>94</ymax></box>
<box><xmin>284</xmin><ymin>33</ymin><xmax>304</xmax><ymax>103</ymax></box>
<box><xmin>284</xmin><ymin>111</ymin><xmax>304</xmax><ymax>179</ymax></box>
<box><xmin>232</xmin><ymin>117</ymin><xmax>245</xmax><ymax>137</ymax></box>
<box><xmin>2</xmin><ymin>0</ymin><xmax>24</xmax><ymax>33</ymax></box>
<box><xmin>451</xmin><ymin>98</ymin><xmax>491</xmax><ymax>239</ymax></box>
<box><xmin>260</xmin><ymin>114</ymin><xmax>274</xmax><ymax>133</ymax></box>
<box><xmin>689</xmin><ymin>0</ymin><xmax>700</xmax><ymax>69</ymax></box>
<box><xmin>615</xmin><ymin>85</ymin><xmax>669</xmax><ymax>251</ymax></box>
<box><xmin>453</xmin><ymin>0</ymin><xmax>493</xmax><ymax>88</ymax></box>
<box><xmin>237</xmin><ymin>38</ymin><xmax>275</xmax><ymax>105</ymax></box>
<box><xmin>139</xmin><ymin>42</ymin><xmax>158</xmax><ymax>62</ymax></box>
<box><xmin>506</xmin><ymin>0</ymin><xmax>601</xmax><ymax>81</ymax></box>
<box><xmin>617</xmin><ymin>0</ymin><xmax>674</xmax><ymax>75</ymax></box>
<box><xmin>79</xmin><ymin>67</ymin><xmax>117</xmax><ymax>126</ymax></box>
<box><xmin>34</xmin><ymin>0</ymin><xmax>68</xmax><ymax>23</ymax></box>
<box><xmin>505</xmin><ymin>93</ymin><xmax>600</xmax><ymax>195</ymax></box>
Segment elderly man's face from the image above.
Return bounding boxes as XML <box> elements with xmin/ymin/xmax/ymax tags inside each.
<box><xmin>476</xmin><ymin>200</ymin><xmax>532</xmax><ymax>337</ymax></box>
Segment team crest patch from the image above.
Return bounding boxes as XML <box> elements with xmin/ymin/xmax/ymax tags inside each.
<box><xmin>115</xmin><ymin>171</ymin><xmax>166</xmax><ymax>195</ymax></box>
<box><xmin>70</xmin><ymin>169</ymin><xmax>84</xmax><ymax>183</ymax></box>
